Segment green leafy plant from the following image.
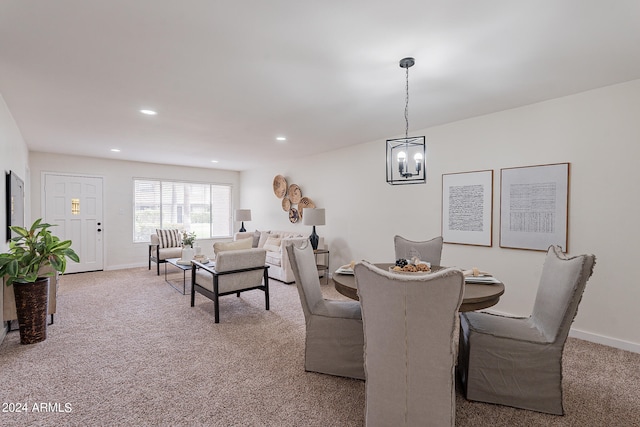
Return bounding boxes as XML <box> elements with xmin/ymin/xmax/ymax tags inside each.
<box><xmin>0</xmin><ymin>219</ymin><xmax>80</xmax><ymax>287</ymax></box>
<box><xmin>182</xmin><ymin>230</ymin><xmax>197</xmax><ymax>247</ymax></box>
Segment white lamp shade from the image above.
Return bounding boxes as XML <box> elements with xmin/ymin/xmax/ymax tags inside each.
<box><xmin>303</xmin><ymin>208</ymin><xmax>325</xmax><ymax>226</ymax></box>
<box><xmin>235</xmin><ymin>209</ymin><xmax>252</xmax><ymax>221</ymax></box>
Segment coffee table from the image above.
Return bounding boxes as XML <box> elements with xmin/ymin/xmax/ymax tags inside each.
<box><xmin>164</xmin><ymin>258</ymin><xmax>192</xmax><ymax>294</ymax></box>
<box><xmin>333</xmin><ymin>263</ymin><xmax>505</xmax><ymax>312</ymax></box>
<box><xmin>165</xmin><ymin>258</ymin><xmax>214</xmax><ymax>295</ymax></box>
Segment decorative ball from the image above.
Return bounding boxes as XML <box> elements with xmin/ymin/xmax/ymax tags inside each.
<box><xmin>395</xmin><ymin>258</ymin><xmax>408</xmax><ymax>267</ymax></box>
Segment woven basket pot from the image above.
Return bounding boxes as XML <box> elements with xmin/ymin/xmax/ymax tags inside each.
<box><xmin>13</xmin><ymin>277</ymin><xmax>50</xmax><ymax>345</ymax></box>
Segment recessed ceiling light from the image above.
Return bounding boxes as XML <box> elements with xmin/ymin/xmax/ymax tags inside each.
<box><xmin>140</xmin><ymin>109</ymin><xmax>157</xmax><ymax>115</ymax></box>
<box><xmin>110</xmin><ymin>148</ymin><xmax>121</xmax><ymax>152</ymax></box>
<box><xmin>211</xmin><ymin>160</ymin><xmax>219</xmax><ymax>163</ymax></box>
<box><xmin>276</xmin><ymin>136</ymin><xmax>286</xmax><ymax>141</ymax></box>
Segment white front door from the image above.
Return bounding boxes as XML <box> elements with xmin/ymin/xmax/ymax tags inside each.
<box><xmin>43</xmin><ymin>173</ymin><xmax>104</xmax><ymax>273</ymax></box>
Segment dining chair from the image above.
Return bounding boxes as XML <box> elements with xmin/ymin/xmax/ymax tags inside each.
<box><xmin>458</xmin><ymin>245</ymin><xmax>596</xmax><ymax>415</ymax></box>
<box><xmin>394</xmin><ymin>235</ymin><xmax>443</xmax><ymax>266</ymax></box>
<box><xmin>286</xmin><ymin>242</ymin><xmax>365</xmax><ymax>380</ymax></box>
<box><xmin>354</xmin><ymin>261</ymin><xmax>464</xmax><ymax>427</ymax></box>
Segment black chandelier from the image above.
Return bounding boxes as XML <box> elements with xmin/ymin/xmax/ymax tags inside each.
<box><xmin>386</xmin><ymin>57</ymin><xmax>426</xmax><ymax>185</ymax></box>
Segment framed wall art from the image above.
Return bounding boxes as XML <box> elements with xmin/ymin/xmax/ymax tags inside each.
<box><xmin>442</xmin><ymin>169</ymin><xmax>493</xmax><ymax>246</ymax></box>
<box><xmin>500</xmin><ymin>163</ymin><xmax>569</xmax><ymax>251</ymax></box>
<box><xmin>6</xmin><ymin>170</ymin><xmax>25</xmax><ymax>241</ymax></box>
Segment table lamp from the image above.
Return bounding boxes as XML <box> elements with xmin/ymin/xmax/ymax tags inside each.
<box><xmin>303</xmin><ymin>208</ymin><xmax>325</xmax><ymax>250</ymax></box>
<box><xmin>235</xmin><ymin>209</ymin><xmax>251</xmax><ymax>232</ymax></box>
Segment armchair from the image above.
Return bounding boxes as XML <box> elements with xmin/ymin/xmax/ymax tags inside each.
<box><xmin>394</xmin><ymin>235</ymin><xmax>443</xmax><ymax>266</ymax></box>
<box><xmin>458</xmin><ymin>245</ymin><xmax>596</xmax><ymax>415</ymax></box>
<box><xmin>148</xmin><ymin>229</ymin><xmax>183</xmax><ymax>275</ymax></box>
<box><xmin>191</xmin><ymin>248</ymin><xmax>269</xmax><ymax>323</ymax></box>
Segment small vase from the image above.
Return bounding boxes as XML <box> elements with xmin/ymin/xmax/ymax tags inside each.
<box><xmin>182</xmin><ymin>247</ymin><xmax>195</xmax><ymax>260</ymax></box>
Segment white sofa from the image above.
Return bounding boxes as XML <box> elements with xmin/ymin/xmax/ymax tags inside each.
<box><xmin>235</xmin><ymin>231</ymin><xmax>324</xmax><ymax>284</ymax></box>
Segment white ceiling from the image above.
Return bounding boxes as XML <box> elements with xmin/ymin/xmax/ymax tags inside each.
<box><xmin>2</xmin><ymin>1</ymin><xmax>640</xmax><ymax>171</ymax></box>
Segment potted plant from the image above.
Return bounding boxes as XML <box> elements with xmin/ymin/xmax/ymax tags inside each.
<box><xmin>182</xmin><ymin>230</ymin><xmax>197</xmax><ymax>248</ymax></box>
<box><xmin>0</xmin><ymin>219</ymin><xmax>79</xmax><ymax>344</ymax></box>
<box><xmin>181</xmin><ymin>230</ymin><xmax>197</xmax><ymax>261</ymax></box>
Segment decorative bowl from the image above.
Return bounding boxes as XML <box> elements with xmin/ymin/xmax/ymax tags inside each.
<box><xmin>388</xmin><ymin>266</ymin><xmax>431</xmax><ymax>275</ymax></box>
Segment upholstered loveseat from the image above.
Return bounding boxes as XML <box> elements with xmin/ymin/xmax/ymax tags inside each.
<box><xmin>235</xmin><ymin>231</ymin><xmax>324</xmax><ymax>284</ymax></box>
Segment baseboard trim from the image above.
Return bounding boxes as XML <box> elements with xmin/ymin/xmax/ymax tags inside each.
<box><xmin>105</xmin><ymin>262</ymin><xmax>148</xmax><ymax>271</ymax></box>
<box><xmin>485</xmin><ymin>308</ymin><xmax>639</xmax><ymax>354</ymax></box>
<box><xmin>568</xmin><ymin>328</ymin><xmax>640</xmax><ymax>354</ymax></box>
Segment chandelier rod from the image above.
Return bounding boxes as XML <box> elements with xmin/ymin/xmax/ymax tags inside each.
<box><xmin>405</xmin><ymin>63</ymin><xmax>409</xmax><ymax>140</ymax></box>
<box><xmin>399</xmin><ymin>57</ymin><xmax>415</xmax><ymax>141</ymax></box>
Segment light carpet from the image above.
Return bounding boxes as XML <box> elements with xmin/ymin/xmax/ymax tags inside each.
<box><xmin>0</xmin><ymin>267</ymin><xmax>638</xmax><ymax>426</ymax></box>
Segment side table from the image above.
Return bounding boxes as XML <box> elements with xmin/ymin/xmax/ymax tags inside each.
<box><xmin>313</xmin><ymin>249</ymin><xmax>330</xmax><ymax>284</ymax></box>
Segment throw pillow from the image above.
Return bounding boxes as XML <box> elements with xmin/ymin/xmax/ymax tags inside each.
<box><xmin>252</xmin><ymin>230</ymin><xmax>261</xmax><ymax>248</ymax></box>
<box><xmin>263</xmin><ymin>237</ymin><xmax>282</xmax><ymax>253</ymax></box>
<box><xmin>258</xmin><ymin>231</ymin><xmax>278</xmax><ymax>248</ymax></box>
<box><xmin>156</xmin><ymin>229</ymin><xmax>181</xmax><ymax>248</ymax></box>
<box><xmin>213</xmin><ymin>237</ymin><xmax>253</xmax><ymax>257</ymax></box>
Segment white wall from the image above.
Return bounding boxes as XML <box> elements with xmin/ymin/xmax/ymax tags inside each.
<box><xmin>240</xmin><ymin>80</ymin><xmax>640</xmax><ymax>351</ymax></box>
<box><xmin>6</xmin><ymin>80</ymin><xmax>639</xmax><ymax>351</ymax></box>
<box><xmin>0</xmin><ymin>93</ymin><xmax>30</xmax><ymax>340</ymax></box>
<box><xmin>28</xmin><ymin>153</ymin><xmax>241</xmax><ymax>268</ymax></box>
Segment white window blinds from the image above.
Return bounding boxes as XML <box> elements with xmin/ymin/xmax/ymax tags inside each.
<box><xmin>134</xmin><ymin>179</ymin><xmax>232</xmax><ymax>242</ymax></box>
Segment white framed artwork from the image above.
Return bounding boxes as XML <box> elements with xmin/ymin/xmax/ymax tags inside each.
<box><xmin>442</xmin><ymin>169</ymin><xmax>493</xmax><ymax>246</ymax></box>
<box><xmin>500</xmin><ymin>163</ymin><xmax>569</xmax><ymax>251</ymax></box>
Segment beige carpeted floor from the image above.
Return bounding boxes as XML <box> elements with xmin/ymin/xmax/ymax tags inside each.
<box><xmin>1</xmin><ymin>267</ymin><xmax>638</xmax><ymax>426</ymax></box>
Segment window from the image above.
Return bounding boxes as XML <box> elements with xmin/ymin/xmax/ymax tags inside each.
<box><xmin>133</xmin><ymin>179</ymin><xmax>232</xmax><ymax>242</ymax></box>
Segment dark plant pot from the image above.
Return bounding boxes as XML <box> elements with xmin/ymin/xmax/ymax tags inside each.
<box><xmin>13</xmin><ymin>277</ymin><xmax>50</xmax><ymax>345</ymax></box>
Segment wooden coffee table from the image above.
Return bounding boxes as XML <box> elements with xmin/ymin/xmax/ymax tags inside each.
<box><xmin>333</xmin><ymin>263</ymin><xmax>505</xmax><ymax>312</ymax></box>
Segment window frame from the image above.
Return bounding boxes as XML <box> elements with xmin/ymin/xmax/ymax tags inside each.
<box><xmin>133</xmin><ymin>178</ymin><xmax>233</xmax><ymax>243</ymax></box>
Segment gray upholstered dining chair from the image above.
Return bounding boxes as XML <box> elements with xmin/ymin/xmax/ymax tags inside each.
<box><xmin>458</xmin><ymin>245</ymin><xmax>596</xmax><ymax>415</ymax></box>
<box><xmin>354</xmin><ymin>261</ymin><xmax>464</xmax><ymax>427</ymax></box>
<box><xmin>286</xmin><ymin>242</ymin><xmax>365</xmax><ymax>380</ymax></box>
<box><xmin>394</xmin><ymin>235</ymin><xmax>444</xmax><ymax>266</ymax></box>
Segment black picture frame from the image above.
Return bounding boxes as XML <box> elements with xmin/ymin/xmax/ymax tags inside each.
<box><xmin>6</xmin><ymin>170</ymin><xmax>25</xmax><ymax>241</ymax></box>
